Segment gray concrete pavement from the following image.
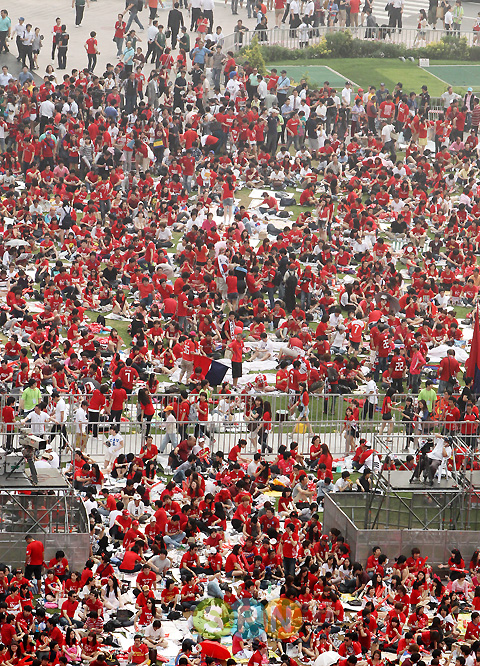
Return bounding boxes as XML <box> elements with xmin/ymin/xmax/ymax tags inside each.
<box><xmin>2</xmin><ymin>0</ymin><xmax>480</xmax><ymax>83</ymax></box>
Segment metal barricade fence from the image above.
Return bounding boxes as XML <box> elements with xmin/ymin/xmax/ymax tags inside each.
<box><xmin>1</xmin><ymin>391</ymin><xmax>476</xmax><ymax>461</ymax></box>
<box><xmin>223</xmin><ymin>25</ymin><xmax>479</xmax><ymax>52</ymax></box>
<box><xmin>3</xmin><ymin>416</ymin><xmax>477</xmax><ymax>462</ymax></box>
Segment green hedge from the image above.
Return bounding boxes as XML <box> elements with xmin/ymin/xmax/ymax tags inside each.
<box><xmin>249</xmin><ymin>32</ymin><xmax>474</xmax><ymax>62</ymax></box>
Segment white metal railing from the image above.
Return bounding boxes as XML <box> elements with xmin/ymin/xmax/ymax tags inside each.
<box><xmin>223</xmin><ymin>25</ymin><xmax>479</xmax><ymax>53</ymax></box>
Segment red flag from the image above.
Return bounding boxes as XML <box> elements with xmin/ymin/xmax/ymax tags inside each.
<box><xmin>466</xmin><ymin>305</ymin><xmax>480</xmax><ymax>394</ymax></box>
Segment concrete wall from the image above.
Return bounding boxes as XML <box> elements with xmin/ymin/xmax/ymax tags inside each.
<box><xmin>323</xmin><ymin>495</ymin><xmax>480</xmax><ymax>566</ymax></box>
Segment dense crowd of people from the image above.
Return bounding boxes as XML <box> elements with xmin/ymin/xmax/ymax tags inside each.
<box><xmin>0</xmin><ymin>0</ymin><xmax>479</xmax><ymax>664</ymax></box>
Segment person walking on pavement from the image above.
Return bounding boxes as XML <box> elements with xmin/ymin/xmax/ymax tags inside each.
<box><xmin>452</xmin><ymin>0</ymin><xmax>463</xmax><ymax>34</ymax></box>
<box><xmin>72</xmin><ymin>0</ymin><xmax>89</xmax><ymax>27</ymax></box>
<box><xmin>167</xmin><ymin>3</ymin><xmax>184</xmax><ymax>49</ymax></box>
<box><xmin>125</xmin><ymin>0</ymin><xmax>145</xmax><ymax>32</ymax></box>
<box><xmin>57</xmin><ymin>25</ymin><xmax>69</xmax><ymax>69</ymax></box>
<box><xmin>0</xmin><ymin>10</ymin><xmax>12</xmax><ymax>54</ymax></box>
<box><xmin>21</xmin><ymin>23</ymin><xmax>35</xmax><ymax>70</ymax></box>
<box><xmin>189</xmin><ymin>0</ymin><xmax>203</xmax><ymax>32</ymax></box>
<box><xmin>387</xmin><ymin>0</ymin><xmax>403</xmax><ymax>32</ymax></box>
<box><xmin>146</xmin><ymin>19</ymin><xmax>159</xmax><ymax>62</ymax></box>
<box><xmin>85</xmin><ymin>30</ymin><xmax>99</xmax><ymax>71</ymax></box>
<box><xmin>12</xmin><ymin>17</ymin><xmax>26</xmax><ymax>61</ymax></box>
<box><xmin>202</xmin><ymin>0</ymin><xmax>214</xmax><ymax>33</ymax></box>
<box><xmin>51</xmin><ymin>17</ymin><xmax>62</xmax><ymax>61</ymax></box>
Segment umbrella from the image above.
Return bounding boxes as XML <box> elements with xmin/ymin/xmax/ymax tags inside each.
<box><xmin>374</xmin><ymin>291</ymin><xmax>401</xmax><ymax>314</ymax></box>
<box><xmin>200</xmin><ymin>641</ymin><xmax>231</xmax><ymax>660</ymax></box>
<box><xmin>5</xmin><ymin>239</ymin><xmax>30</xmax><ymax>247</ymax></box>
<box><xmin>315</xmin><ymin>652</ymin><xmax>341</xmax><ymax>666</ymax></box>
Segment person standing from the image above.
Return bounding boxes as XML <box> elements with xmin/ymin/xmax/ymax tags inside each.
<box><xmin>85</xmin><ymin>30</ymin><xmax>99</xmax><ymax>71</ymax></box>
<box><xmin>25</xmin><ymin>535</ymin><xmax>45</xmax><ymax>594</ymax></box>
<box><xmin>202</xmin><ymin>0</ymin><xmax>214</xmax><ymax>32</ymax></box>
<box><xmin>387</xmin><ymin>0</ymin><xmax>403</xmax><ymax>32</ymax></box>
<box><xmin>146</xmin><ymin>19</ymin><xmax>158</xmax><ymax>62</ymax></box>
<box><xmin>167</xmin><ymin>3</ymin><xmax>184</xmax><ymax>49</ymax></box>
<box><xmin>48</xmin><ymin>390</ymin><xmax>68</xmax><ymax>450</ymax></box>
<box><xmin>189</xmin><ymin>0</ymin><xmax>202</xmax><ymax>32</ymax></box>
<box><xmin>21</xmin><ymin>23</ymin><xmax>35</xmax><ymax>70</ymax></box>
<box><xmin>121</xmin><ymin>39</ymin><xmax>135</xmax><ymax>73</ymax></box>
<box><xmin>452</xmin><ymin>0</ymin><xmax>463</xmax><ymax>34</ymax></box>
<box><xmin>57</xmin><ymin>25</ymin><xmax>69</xmax><ymax>70</ymax></box>
<box><xmin>0</xmin><ymin>10</ymin><xmax>12</xmax><ymax>54</ymax></box>
<box><xmin>227</xmin><ymin>332</ymin><xmax>244</xmax><ymax>389</ymax></box>
<box><xmin>12</xmin><ymin>16</ymin><xmax>26</xmax><ymax>61</ymax></box>
<box><xmin>113</xmin><ymin>14</ymin><xmax>126</xmax><ymax>57</ymax></box>
<box><xmin>276</xmin><ymin>70</ymin><xmax>290</xmax><ymax>107</ymax></box>
<box><xmin>51</xmin><ymin>17</ymin><xmax>62</xmax><ymax>61</ymax></box>
<box><xmin>72</xmin><ymin>0</ymin><xmax>90</xmax><ymax>27</ymax></box>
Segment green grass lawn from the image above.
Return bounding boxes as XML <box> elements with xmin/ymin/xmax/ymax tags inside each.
<box><xmin>265</xmin><ymin>58</ymin><xmax>467</xmax><ymax>95</ymax></box>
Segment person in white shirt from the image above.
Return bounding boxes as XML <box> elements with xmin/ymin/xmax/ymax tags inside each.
<box><xmin>103</xmin><ymin>424</ymin><xmax>124</xmax><ymax>474</ymax></box>
<box><xmin>333</xmin><ymin>471</ymin><xmax>354</xmax><ymax>492</ymax></box>
<box><xmin>257</xmin><ymin>75</ymin><xmax>267</xmax><ymax>100</ymax></box>
<box><xmin>127</xmin><ymin>495</ymin><xmax>146</xmax><ymax>520</ymax></box>
<box><xmin>22</xmin><ymin>403</ymin><xmax>53</xmax><ymax>441</ymax></box>
<box><xmin>159</xmin><ymin>406</ymin><xmax>177</xmax><ymax>453</ymax></box>
<box><xmin>363</xmin><ymin>372</ymin><xmax>378</xmax><ymax>419</ymax></box>
<box><xmin>40</xmin><ymin>444</ymin><xmax>60</xmax><ymax>469</ymax></box>
<box><xmin>48</xmin><ymin>391</ymin><xmax>68</xmax><ymax>449</ymax></box>
<box><xmin>298</xmin><ymin>100</ymin><xmax>310</xmax><ymax>120</ymax></box>
<box><xmin>12</xmin><ymin>17</ymin><xmax>26</xmax><ymax>59</ymax></box>
<box><xmin>0</xmin><ymin>65</ymin><xmax>12</xmax><ymax>86</ymax></box>
<box><xmin>381</xmin><ymin>121</ymin><xmax>395</xmax><ymax>146</ymax></box>
<box><xmin>75</xmin><ymin>400</ymin><xmax>88</xmax><ymax>451</ymax></box>
<box><xmin>144</xmin><ymin>620</ymin><xmax>167</xmax><ymax>649</ymax></box>
<box><xmin>423</xmin><ymin>437</ymin><xmax>452</xmax><ymax>486</ymax></box>
<box><xmin>250</xmin><ymin>333</ymin><xmax>273</xmax><ymax>362</ymax></box>
<box><xmin>21</xmin><ymin>23</ymin><xmax>35</xmax><ymax>70</ymax></box>
<box><xmin>146</xmin><ymin>22</ymin><xmax>159</xmax><ymax>63</ymax></box>
<box><xmin>341</xmin><ymin>81</ymin><xmax>352</xmax><ymax>106</ymax></box>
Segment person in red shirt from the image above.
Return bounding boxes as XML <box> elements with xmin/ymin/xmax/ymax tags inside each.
<box><xmin>228</xmin><ymin>332</ymin><xmax>244</xmax><ymax>388</ymax></box>
<box><xmin>87</xmin><ymin>385</ymin><xmax>109</xmax><ymax>438</ymax></box>
<box><xmin>24</xmin><ymin>535</ymin><xmax>44</xmax><ymax>593</ymax></box>
<box><xmin>128</xmin><ymin>635</ymin><xmax>149</xmax><ymax>665</ymax></box>
<box><xmin>280</xmin><ymin>522</ymin><xmax>299</xmax><ymax>577</ymax></box>
<box><xmin>2</xmin><ymin>396</ymin><xmax>15</xmax><ymax>452</ymax></box>
<box><xmin>389</xmin><ymin>348</ymin><xmax>407</xmax><ymax>393</ymax></box>
<box><xmin>438</xmin><ymin>349</ymin><xmax>461</xmax><ymax>393</ymax></box>
<box><xmin>84</xmin><ymin>31</ymin><xmax>99</xmax><ymax>72</ymax></box>
<box><xmin>118</xmin><ymin>359</ymin><xmax>139</xmax><ymax>395</ymax></box>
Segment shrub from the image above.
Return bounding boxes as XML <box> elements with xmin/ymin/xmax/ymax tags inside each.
<box><xmin>239</xmin><ymin>36</ymin><xmax>267</xmax><ymax>74</ymax></box>
<box><xmin>417</xmin><ymin>35</ymin><xmax>469</xmax><ymax>60</ymax></box>
<box><xmin>324</xmin><ymin>29</ymin><xmax>353</xmax><ymax>56</ymax></box>
<box><xmin>305</xmin><ymin>37</ymin><xmax>331</xmax><ymax>58</ymax></box>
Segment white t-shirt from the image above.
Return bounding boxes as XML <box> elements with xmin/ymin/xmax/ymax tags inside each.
<box><xmin>75</xmin><ymin>406</ymin><xmax>88</xmax><ymax>434</ymax></box>
<box><xmin>55</xmin><ymin>398</ymin><xmax>67</xmax><ymax>424</ymax></box>
<box><xmin>381</xmin><ymin>123</ymin><xmax>395</xmax><ymax>142</ymax></box>
<box><xmin>365</xmin><ymin>379</ymin><xmax>379</xmax><ymax>405</ymax></box>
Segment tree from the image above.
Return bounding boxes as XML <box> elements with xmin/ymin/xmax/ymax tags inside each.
<box><xmin>240</xmin><ymin>36</ymin><xmax>267</xmax><ymax>76</ymax></box>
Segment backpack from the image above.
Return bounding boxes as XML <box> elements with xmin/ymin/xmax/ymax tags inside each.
<box><xmin>283</xmin><ymin>270</ymin><xmax>298</xmax><ymax>289</ymax></box>
<box><xmin>327</xmin><ymin>364</ymin><xmax>339</xmax><ymax>382</ymax></box>
<box><xmin>273</xmin><ymin>270</ymin><xmax>283</xmax><ymax>287</ymax></box>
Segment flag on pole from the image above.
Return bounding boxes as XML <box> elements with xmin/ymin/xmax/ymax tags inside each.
<box><xmin>466</xmin><ymin>305</ymin><xmax>480</xmax><ymax>394</ymax></box>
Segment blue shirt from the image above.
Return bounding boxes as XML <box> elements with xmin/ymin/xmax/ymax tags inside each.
<box><xmin>191</xmin><ymin>46</ymin><xmax>211</xmax><ymax>64</ymax></box>
<box><xmin>0</xmin><ymin>16</ymin><xmax>11</xmax><ymax>31</ymax></box>
<box><xmin>123</xmin><ymin>46</ymin><xmax>134</xmax><ymax>64</ymax></box>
